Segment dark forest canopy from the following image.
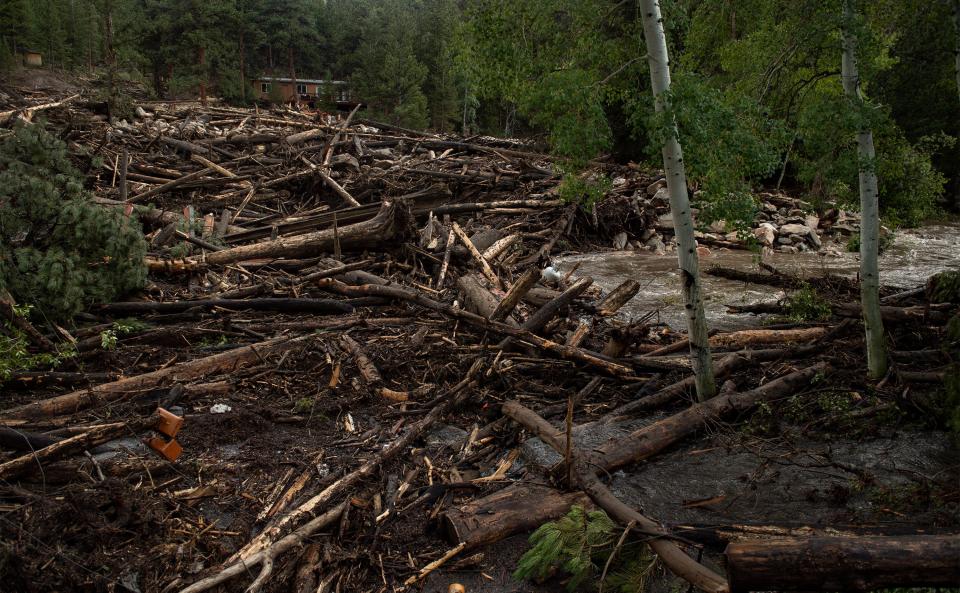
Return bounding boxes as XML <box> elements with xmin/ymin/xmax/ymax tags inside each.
<box><xmin>1</xmin><ymin>0</ymin><xmax>956</xmax><ymax>223</ymax></box>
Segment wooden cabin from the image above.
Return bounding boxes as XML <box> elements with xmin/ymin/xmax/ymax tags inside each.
<box><xmin>22</xmin><ymin>50</ymin><xmax>42</xmax><ymax>67</ymax></box>
<box><xmin>251</xmin><ymin>77</ymin><xmax>358</xmax><ymax>109</ymax></box>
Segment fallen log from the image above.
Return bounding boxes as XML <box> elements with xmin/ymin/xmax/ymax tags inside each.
<box><xmin>725</xmin><ymin>535</ymin><xmax>960</xmax><ymax>592</ymax></box>
<box><xmin>219</xmin><ymin>361</ymin><xmax>484</xmax><ymax>572</ymax></box>
<box><xmin>502</xmin><ymin>401</ymin><xmax>729</xmax><ymax>593</ymax></box>
<box><xmin>203</xmin><ymin>200</ymin><xmax>409</xmax><ymax>266</ymax></box>
<box><xmin>97</xmin><ymin>298</ymin><xmax>353</xmax><ymax>315</ymax></box>
<box><xmin>708</xmin><ymin>327</ymin><xmax>827</xmax><ymax>348</ymax></box>
<box><xmin>0</xmin><ymin>94</ymin><xmax>79</xmax><ymax>125</ymax></box>
<box><xmin>441</xmin><ymin>483</ymin><xmax>591</xmax><ymax>551</ymax></box>
<box><xmin>316</xmin><ymin>279</ymin><xmax>633</xmax><ymax>376</ymax></box>
<box><xmin>0</xmin><ymin>422</ymin><xmax>127</xmax><ymax>480</ymax></box>
<box><xmin>490</xmin><ymin>268</ymin><xmax>539</xmax><ymax>322</ymax></box>
<box><xmin>594</xmin><ymin>363</ymin><xmax>828</xmax><ymax>472</ymax></box>
<box><xmin>597</xmin><ymin>279</ymin><xmax>641</xmax><ymax>316</ymax></box>
<box><xmin>457</xmin><ymin>274</ymin><xmax>504</xmax><ymax>319</ymax></box>
<box><xmin>0</xmin><ymin>334</ymin><xmax>312</xmax><ymax>422</ymax></box>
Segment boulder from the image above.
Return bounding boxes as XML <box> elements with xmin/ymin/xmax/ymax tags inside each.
<box><xmin>780</xmin><ymin>223</ymin><xmax>810</xmax><ymax>236</ymax></box>
<box><xmin>805</xmin><ymin>214</ymin><xmax>820</xmax><ymax>230</ymax></box>
<box><xmin>754</xmin><ymin>223</ymin><xmax>777</xmax><ymax>247</ymax></box>
<box><xmin>612</xmin><ymin>231</ymin><xmax>629</xmax><ymax>250</ymax></box>
<box><xmin>646</xmin><ymin>179</ymin><xmax>666</xmax><ymax>196</ymax></box>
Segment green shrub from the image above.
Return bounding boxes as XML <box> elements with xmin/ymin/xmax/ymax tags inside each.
<box><xmin>0</xmin><ymin>124</ymin><xmax>147</xmax><ymax>322</ymax></box>
<box><xmin>786</xmin><ymin>284</ymin><xmax>832</xmax><ymax>322</ymax></box>
<box><xmin>514</xmin><ymin>505</ymin><xmax>656</xmax><ymax>592</ymax></box>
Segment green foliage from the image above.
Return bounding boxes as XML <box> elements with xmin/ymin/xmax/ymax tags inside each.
<box><xmin>0</xmin><ymin>124</ymin><xmax>147</xmax><ymax>322</ymax></box>
<box><xmin>514</xmin><ymin>505</ymin><xmax>616</xmax><ymax>590</ymax></box>
<box><xmin>786</xmin><ymin>283</ymin><xmax>832</xmax><ymax>322</ymax></box>
<box><xmin>514</xmin><ymin>505</ymin><xmax>656</xmax><ymax>592</ymax></box>
<box><xmin>557</xmin><ymin>171</ymin><xmax>611</xmax><ymax>209</ymax></box>
<box><xmin>0</xmin><ymin>312</ymin><xmax>75</xmax><ymax>381</ymax></box>
<box><xmin>943</xmin><ymin>315</ymin><xmax>960</xmax><ymax>435</ymax></box>
<box><xmin>927</xmin><ymin>271</ymin><xmax>960</xmax><ymax>304</ymax></box>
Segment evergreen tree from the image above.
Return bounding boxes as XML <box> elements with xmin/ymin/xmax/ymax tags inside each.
<box><xmin>0</xmin><ymin>125</ymin><xmax>147</xmax><ymax>322</ymax></box>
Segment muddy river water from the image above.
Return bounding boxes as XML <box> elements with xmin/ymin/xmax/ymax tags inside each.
<box><xmin>556</xmin><ymin>223</ymin><xmax>960</xmax><ymax>329</ymax></box>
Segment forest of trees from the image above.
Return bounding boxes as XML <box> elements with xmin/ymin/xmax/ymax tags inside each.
<box><xmin>1</xmin><ymin>0</ymin><xmax>957</xmax><ymax>224</ymax></box>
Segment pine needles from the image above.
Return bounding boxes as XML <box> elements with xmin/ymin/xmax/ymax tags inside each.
<box><xmin>513</xmin><ymin>505</ymin><xmax>659</xmax><ymax>593</ymax></box>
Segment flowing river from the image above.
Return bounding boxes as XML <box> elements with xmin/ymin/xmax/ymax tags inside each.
<box><xmin>556</xmin><ymin>223</ymin><xmax>960</xmax><ymax>330</ymax></box>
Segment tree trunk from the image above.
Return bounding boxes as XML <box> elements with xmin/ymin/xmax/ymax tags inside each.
<box><xmin>842</xmin><ymin>0</ymin><xmax>887</xmax><ymax>378</ymax></box>
<box><xmin>725</xmin><ymin>536</ymin><xmax>960</xmax><ymax>592</ymax></box>
<box><xmin>954</xmin><ymin>0</ymin><xmax>960</xmax><ymax>102</ymax></box>
<box><xmin>288</xmin><ymin>46</ymin><xmax>298</xmax><ymax>107</ymax></box>
<box><xmin>239</xmin><ymin>32</ymin><xmax>246</xmax><ymax>103</ymax></box>
<box><xmin>639</xmin><ymin>0</ymin><xmax>716</xmax><ymax>400</ymax></box>
<box><xmin>103</xmin><ymin>0</ymin><xmax>116</xmax><ymax>114</ymax></box>
<box><xmin>198</xmin><ymin>45</ymin><xmax>207</xmax><ymax>106</ymax></box>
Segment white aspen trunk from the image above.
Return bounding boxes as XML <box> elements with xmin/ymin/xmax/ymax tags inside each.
<box><xmin>638</xmin><ymin>0</ymin><xmax>716</xmax><ymax>400</ymax></box>
<box><xmin>842</xmin><ymin>0</ymin><xmax>887</xmax><ymax>378</ymax></box>
<box><xmin>954</xmin><ymin>0</ymin><xmax>960</xmax><ymax>102</ymax></box>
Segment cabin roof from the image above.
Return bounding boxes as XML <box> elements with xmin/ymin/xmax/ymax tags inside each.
<box><xmin>255</xmin><ymin>77</ymin><xmax>347</xmax><ymax>85</ymax></box>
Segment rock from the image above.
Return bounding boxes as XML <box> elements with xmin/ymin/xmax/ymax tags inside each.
<box><xmin>210</xmin><ymin>403</ymin><xmax>232</xmax><ymax>414</ymax></box>
<box><xmin>646</xmin><ymin>237</ymin><xmax>666</xmax><ymax>252</ymax></box>
<box><xmin>658</xmin><ymin>210</ymin><xmax>674</xmax><ymax>228</ymax></box>
<box><xmin>780</xmin><ymin>223</ymin><xmax>809</xmax><ymax>236</ymax></box>
<box><xmin>762</xmin><ymin>202</ymin><xmax>778</xmax><ymax>214</ymax></box>
<box><xmin>776</xmin><ymin>236</ymin><xmax>793</xmax><ymax>246</ymax></box>
<box><xmin>639</xmin><ymin>228</ymin><xmax>655</xmax><ymax>242</ymax></box>
<box><xmin>788</xmin><ymin>208</ymin><xmax>805</xmax><ymax>217</ymax></box>
<box><xmin>724</xmin><ymin>231</ymin><xmax>740</xmax><ymax>242</ymax></box>
<box><xmin>426</xmin><ymin>424</ymin><xmax>469</xmax><ymax>447</ymax></box>
<box><xmin>789</xmin><ymin>234</ymin><xmax>804</xmax><ymax>244</ymax></box>
<box><xmin>646</xmin><ymin>179</ymin><xmax>666</xmax><ymax>196</ymax></box>
<box><xmin>807</xmin><ymin>229</ymin><xmax>822</xmax><ymax>249</ymax></box>
<box><xmin>755</xmin><ymin>212</ymin><xmax>770</xmax><ymax>222</ymax></box>
<box><xmin>779</xmin><ymin>245</ymin><xmax>799</xmax><ymax>253</ymax></box>
<box><xmin>696</xmin><ymin>246</ymin><xmax>712</xmax><ymax>258</ymax></box>
<box><xmin>805</xmin><ymin>215</ymin><xmax>820</xmax><ymax>230</ymax></box>
<box><xmin>652</xmin><ymin>186</ymin><xmax>671</xmax><ymax>207</ymax></box>
<box><xmin>754</xmin><ymin>223</ymin><xmax>777</xmax><ymax>247</ymax></box>
<box><xmin>708</xmin><ymin>219</ymin><xmax>727</xmax><ymax>233</ymax></box>
<box><xmin>612</xmin><ymin>231</ymin><xmax>629</xmax><ymax>250</ymax></box>
<box><xmin>833</xmin><ymin>224</ymin><xmax>859</xmax><ymax>235</ymax></box>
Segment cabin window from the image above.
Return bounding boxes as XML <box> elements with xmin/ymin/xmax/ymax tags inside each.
<box><xmin>338</xmin><ymin>88</ymin><xmax>349</xmax><ymax>102</ymax></box>
<box><xmin>261</xmin><ymin>82</ymin><xmax>271</xmax><ymax>93</ymax></box>
<box><xmin>296</xmin><ymin>83</ymin><xmax>307</xmax><ymax>95</ymax></box>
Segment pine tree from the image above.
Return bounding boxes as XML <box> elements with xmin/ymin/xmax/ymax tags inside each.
<box><xmin>0</xmin><ymin>125</ymin><xmax>147</xmax><ymax>322</ymax></box>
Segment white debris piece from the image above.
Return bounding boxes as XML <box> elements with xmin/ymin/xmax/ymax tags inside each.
<box><xmin>209</xmin><ymin>403</ymin><xmax>232</xmax><ymax>414</ymax></box>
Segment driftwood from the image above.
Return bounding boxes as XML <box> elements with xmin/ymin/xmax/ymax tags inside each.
<box><xmin>490</xmin><ymin>268</ymin><xmax>539</xmax><ymax>322</ymax></box>
<box><xmin>725</xmin><ymin>536</ymin><xmax>960</xmax><ymax>592</ymax></box>
<box><xmin>0</xmin><ymin>422</ymin><xmax>127</xmax><ymax>480</ymax></box>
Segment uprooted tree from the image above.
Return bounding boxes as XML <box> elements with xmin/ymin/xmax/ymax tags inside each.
<box><xmin>0</xmin><ymin>124</ymin><xmax>147</xmax><ymax>322</ymax></box>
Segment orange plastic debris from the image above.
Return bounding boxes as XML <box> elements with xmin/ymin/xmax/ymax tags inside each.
<box><xmin>147</xmin><ymin>436</ymin><xmax>183</xmax><ymax>461</ymax></box>
<box><xmin>155</xmin><ymin>407</ymin><xmax>184</xmax><ymax>438</ymax></box>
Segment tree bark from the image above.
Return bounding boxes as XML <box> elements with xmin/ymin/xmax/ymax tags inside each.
<box><xmin>288</xmin><ymin>46</ymin><xmax>298</xmax><ymax>107</ymax></box>
<box><xmin>593</xmin><ymin>363</ymin><xmax>828</xmax><ymax>472</ymax></box>
<box><xmin>441</xmin><ymin>483</ymin><xmax>591</xmax><ymax>550</ymax></box>
<box><xmin>639</xmin><ymin>0</ymin><xmax>716</xmax><ymax>400</ymax></box>
<box><xmin>0</xmin><ymin>335</ymin><xmax>313</xmax><ymax>422</ymax></box>
<box><xmin>842</xmin><ymin>0</ymin><xmax>887</xmax><ymax>378</ymax></box>
<box><xmin>204</xmin><ymin>200</ymin><xmax>408</xmax><ymax>266</ymax></box>
<box><xmin>725</xmin><ymin>535</ymin><xmax>960</xmax><ymax>592</ymax></box>
<box><xmin>597</xmin><ymin>279</ymin><xmax>641</xmax><ymax>316</ymax></box>
<box><xmin>955</xmin><ymin>0</ymin><xmax>960</xmax><ymax>102</ymax></box>
<box><xmin>198</xmin><ymin>45</ymin><xmax>207</xmax><ymax>106</ymax></box>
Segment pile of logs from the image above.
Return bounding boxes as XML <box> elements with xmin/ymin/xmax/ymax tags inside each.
<box><xmin>0</xmin><ymin>92</ymin><xmax>956</xmax><ymax>593</ymax></box>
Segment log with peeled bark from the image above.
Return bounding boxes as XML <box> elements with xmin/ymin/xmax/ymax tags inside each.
<box><xmin>725</xmin><ymin>535</ymin><xmax>960</xmax><ymax>592</ymax></box>
<box><xmin>0</xmin><ymin>334</ymin><xmax>314</xmax><ymax>422</ymax></box>
<box><xmin>708</xmin><ymin>327</ymin><xmax>827</xmax><ymax>348</ymax></box>
<box><xmin>593</xmin><ymin>363</ymin><xmax>828</xmax><ymax>472</ymax></box>
<box><xmin>489</xmin><ymin>268</ymin><xmax>539</xmax><ymax>322</ymax></box>
<box><xmin>440</xmin><ymin>483</ymin><xmax>591</xmax><ymax>551</ymax></box>
<box><xmin>203</xmin><ymin>200</ymin><xmax>410</xmax><ymax>266</ymax></box>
